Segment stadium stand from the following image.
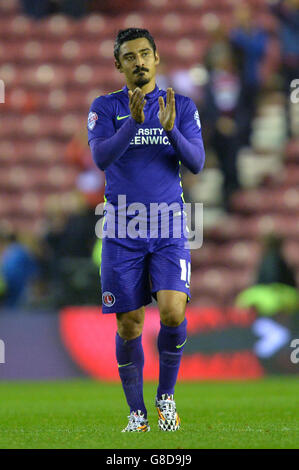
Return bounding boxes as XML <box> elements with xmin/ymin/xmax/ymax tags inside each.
<box><xmin>0</xmin><ymin>0</ymin><xmax>298</xmax><ymax>308</ymax></box>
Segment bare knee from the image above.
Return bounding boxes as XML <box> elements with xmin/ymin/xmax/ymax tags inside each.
<box><xmin>158</xmin><ymin>291</ymin><xmax>187</xmax><ymax>327</ymax></box>
<box><xmin>116</xmin><ymin>307</ymin><xmax>145</xmax><ymax>340</ymax></box>
<box><xmin>160</xmin><ymin>309</ymin><xmax>185</xmax><ymax>327</ymax></box>
<box><xmin>159</xmin><ymin>302</ymin><xmax>185</xmax><ymax>327</ymax></box>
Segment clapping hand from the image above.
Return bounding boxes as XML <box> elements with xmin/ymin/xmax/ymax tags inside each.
<box><xmin>128</xmin><ymin>87</ymin><xmax>146</xmax><ymax>124</ymax></box>
<box><xmin>158</xmin><ymin>88</ymin><xmax>176</xmax><ymax>131</ymax></box>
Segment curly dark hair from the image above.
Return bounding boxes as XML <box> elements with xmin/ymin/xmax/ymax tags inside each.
<box><xmin>114</xmin><ymin>28</ymin><xmax>157</xmax><ymax>62</ymax></box>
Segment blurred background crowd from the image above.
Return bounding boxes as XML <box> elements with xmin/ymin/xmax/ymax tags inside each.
<box><xmin>0</xmin><ymin>0</ymin><xmax>298</xmax><ymax>313</ymax></box>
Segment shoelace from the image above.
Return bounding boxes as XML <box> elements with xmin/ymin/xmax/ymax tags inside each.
<box><xmin>126</xmin><ymin>412</ymin><xmax>144</xmax><ymax>429</ymax></box>
<box><xmin>159</xmin><ymin>399</ymin><xmax>176</xmax><ymax>416</ymax></box>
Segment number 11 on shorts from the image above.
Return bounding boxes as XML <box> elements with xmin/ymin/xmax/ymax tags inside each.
<box><xmin>180</xmin><ymin>259</ymin><xmax>191</xmax><ymax>288</ymax></box>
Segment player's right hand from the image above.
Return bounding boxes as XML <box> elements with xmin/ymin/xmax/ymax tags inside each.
<box><xmin>128</xmin><ymin>88</ymin><xmax>146</xmax><ymax>124</ymax></box>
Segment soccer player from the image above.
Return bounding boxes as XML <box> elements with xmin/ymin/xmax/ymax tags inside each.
<box><xmin>88</xmin><ymin>28</ymin><xmax>205</xmax><ymax>432</ymax></box>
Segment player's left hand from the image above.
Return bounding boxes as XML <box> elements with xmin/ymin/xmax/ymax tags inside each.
<box><xmin>158</xmin><ymin>88</ymin><xmax>176</xmax><ymax>131</ymax></box>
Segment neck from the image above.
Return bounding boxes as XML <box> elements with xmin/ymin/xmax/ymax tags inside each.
<box><xmin>127</xmin><ymin>79</ymin><xmax>156</xmax><ymax>95</ymax></box>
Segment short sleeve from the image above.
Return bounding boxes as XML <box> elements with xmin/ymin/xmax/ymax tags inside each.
<box><xmin>178</xmin><ymin>97</ymin><xmax>202</xmax><ymax>141</ymax></box>
<box><xmin>87</xmin><ymin>96</ymin><xmax>115</xmax><ymax>144</ymax></box>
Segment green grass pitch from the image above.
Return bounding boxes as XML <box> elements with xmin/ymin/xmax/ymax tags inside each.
<box><xmin>0</xmin><ymin>377</ymin><xmax>298</xmax><ymax>449</ymax></box>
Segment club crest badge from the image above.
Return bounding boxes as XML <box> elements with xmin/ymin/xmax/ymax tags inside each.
<box><xmin>102</xmin><ymin>291</ymin><xmax>115</xmax><ymax>307</ymax></box>
<box><xmin>88</xmin><ymin>112</ymin><xmax>98</xmax><ymax>130</ymax></box>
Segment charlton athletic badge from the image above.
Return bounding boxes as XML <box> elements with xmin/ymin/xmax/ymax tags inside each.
<box><xmin>88</xmin><ymin>111</ymin><xmax>98</xmax><ymax>130</ymax></box>
<box><xmin>102</xmin><ymin>291</ymin><xmax>116</xmax><ymax>307</ymax></box>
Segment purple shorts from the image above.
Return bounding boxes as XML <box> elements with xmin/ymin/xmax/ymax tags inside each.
<box><xmin>100</xmin><ymin>232</ymin><xmax>191</xmax><ymax>314</ymax></box>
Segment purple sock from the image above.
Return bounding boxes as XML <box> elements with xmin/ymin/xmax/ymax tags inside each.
<box><xmin>157</xmin><ymin>318</ymin><xmax>187</xmax><ymax>399</ymax></box>
<box><xmin>116</xmin><ymin>333</ymin><xmax>147</xmax><ymax>417</ymax></box>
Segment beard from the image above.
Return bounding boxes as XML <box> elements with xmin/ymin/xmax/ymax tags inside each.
<box><xmin>133</xmin><ymin>68</ymin><xmax>150</xmax><ymax>88</ymax></box>
<box><xmin>134</xmin><ymin>75</ymin><xmax>150</xmax><ymax>88</ymax></box>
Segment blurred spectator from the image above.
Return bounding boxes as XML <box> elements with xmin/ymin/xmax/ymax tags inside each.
<box><xmin>236</xmin><ymin>234</ymin><xmax>299</xmax><ymax>315</ymax></box>
<box><xmin>89</xmin><ymin>0</ymin><xmax>140</xmax><ymax>14</ymax></box>
<box><xmin>230</xmin><ymin>3</ymin><xmax>268</xmax><ymax>145</ymax></box>
<box><xmin>21</xmin><ymin>0</ymin><xmax>87</xmax><ymax>18</ymax></box>
<box><xmin>65</xmin><ymin>127</ymin><xmax>105</xmax><ymax>209</ymax></box>
<box><xmin>202</xmin><ymin>42</ymin><xmax>241</xmax><ymax>210</ymax></box>
<box><xmin>43</xmin><ymin>192</ymin><xmax>95</xmax><ymax>261</ymax></box>
<box><xmin>40</xmin><ymin>193</ymin><xmax>99</xmax><ymax>307</ymax></box>
<box><xmin>0</xmin><ymin>230</ymin><xmax>38</xmax><ymax>308</ymax></box>
<box><xmin>256</xmin><ymin>233</ymin><xmax>297</xmax><ymax>287</ymax></box>
<box><xmin>269</xmin><ymin>0</ymin><xmax>299</xmax><ymax>136</ymax></box>
<box><xmin>270</xmin><ymin>0</ymin><xmax>299</xmax><ymax>90</ymax></box>
<box><xmin>21</xmin><ymin>0</ymin><xmax>49</xmax><ymax>18</ymax></box>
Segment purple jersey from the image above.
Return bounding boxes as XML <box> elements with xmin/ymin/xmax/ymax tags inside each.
<box><xmin>87</xmin><ymin>85</ymin><xmax>204</xmax><ymax>208</ymax></box>
<box><xmin>88</xmin><ymin>84</ymin><xmax>205</xmax><ymax>313</ymax></box>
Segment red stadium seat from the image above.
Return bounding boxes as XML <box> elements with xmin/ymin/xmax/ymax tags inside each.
<box><xmin>285</xmin><ymin>139</ymin><xmax>299</xmax><ymax>163</ymax></box>
<box><xmin>0</xmin><ymin>0</ymin><xmax>20</xmax><ymax>15</ymax></box>
<box><xmin>0</xmin><ymin>140</ymin><xmax>17</xmax><ymax>162</ymax></box>
<box><xmin>144</xmin><ymin>0</ymin><xmax>178</xmax><ymax>12</ymax></box>
<box><xmin>191</xmin><ymin>243</ymin><xmax>218</xmax><ymax>268</ymax></box>
<box><xmin>80</xmin><ymin>14</ymin><xmax>115</xmax><ymax>38</ymax></box>
<box><xmin>117</xmin><ymin>12</ymin><xmax>202</xmax><ymax>37</ymax></box>
<box><xmin>282</xmin><ymin>166</ymin><xmax>299</xmax><ymax>187</ymax></box>
<box><xmin>33</xmin><ymin>15</ymin><xmax>76</xmax><ymax>40</ymax></box>
<box><xmin>230</xmin><ymin>188</ymin><xmax>299</xmax><ymax>215</ymax></box>
<box><xmin>219</xmin><ymin>241</ymin><xmax>261</xmax><ymax>268</ymax></box>
<box><xmin>0</xmin><ymin>15</ymin><xmax>32</xmax><ymax>40</ymax></box>
<box><xmin>283</xmin><ymin>241</ymin><xmax>299</xmax><ymax>268</ymax></box>
<box><xmin>192</xmin><ymin>241</ymin><xmax>261</xmax><ymax>270</ymax></box>
<box><xmin>154</xmin><ymin>37</ymin><xmax>204</xmax><ymax>63</ymax></box>
<box><xmin>190</xmin><ymin>267</ymin><xmax>254</xmax><ymax>300</ymax></box>
<box><xmin>0</xmin><ymin>63</ymin><xmax>19</xmax><ymax>87</ymax></box>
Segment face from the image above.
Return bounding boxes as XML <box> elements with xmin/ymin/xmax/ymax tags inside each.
<box><xmin>116</xmin><ymin>37</ymin><xmax>160</xmax><ymax>89</ymax></box>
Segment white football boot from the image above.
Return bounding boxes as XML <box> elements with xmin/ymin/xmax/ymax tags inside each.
<box><xmin>121</xmin><ymin>410</ymin><xmax>150</xmax><ymax>432</ymax></box>
<box><xmin>155</xmin><ymin>394</ymin><xmax>181</xmax><ymax>431</ymax></box>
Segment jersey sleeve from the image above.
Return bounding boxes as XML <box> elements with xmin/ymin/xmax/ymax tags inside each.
<box><xmin>87</xmin><ymin>96</ymin><xmax>115</xmax><ymax>144</ymax></box>
<box><xmin>178</xmin><ymin>97</ymin><xmax>202</xmax><ymax>141</ymax></box>
<box><xmin>165</xmin><ymin>95</ymin><xmax>205</xmax><ymax>174</ymax></box>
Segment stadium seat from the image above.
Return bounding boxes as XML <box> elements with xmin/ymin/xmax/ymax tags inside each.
<box><xmin>34</xmin><ymin>15</ymin><xmax>76</xmax><ymax>40</ymax></box>
<box><xmin>281</xmin><ymin>166</ymin><xmax>299</xmax><ymax>187</ymax></box>
<box><xmin>153</xmin><ymin>37</ymin><xmax>204</xmax><ymax>62</ymax></box>
<box><xmin>0</xmin><ymin>140</ymin><xmax>18</xmax><ymax>162</ymax></box>
<box><xmin>190</xmin><ymin>267</ymin><xmax>254</xmax><ymax>301</ymax></box>
<box><xmin>285</xmin><ymin>139</ymin><xmax>299</xmax><ymax>163</ymax></box>
<box><xmin>0</xmin><ymin>0</ymin><xmax>19</xmax><ymax>15</ymax></box>
<box><xmin>1</xmin><ymin>15</ymin><xmax>32</xmax><ymax>40</ymax></box>
<box><xmin>191</xmin><ymin>243</ymin><xmax>218</xmax><ymax>268</ymax></box>
<box><xmin>144</xmin><ymin>0</ymin><xmax>178</xmax><ymax>12</ymax></box>
<box><xmin>0</xmin><ymin>63</ymin><xmax>19</xmax><ymax>87</ymax></box>
<box><xmin>5</xmin><ymin>88</ymin><xmax>37</xmax><ymax>113</ymax></box>
<box><xmin>80</xmin><ymin>14</ymin><xmax>115</xmax><ymax>38</ymax></box>
<box><xmin>220</xmin><ymin>241</ymin><xmax>261</xmax><ymax>268</ymax></box>
<box><xmin>283</xmin><ymin>241</ymin><xmax>299</xmax><ymax>268</ymax></box>
<box><xmin>230</xmin><ymin>188</ymin><xmax>299</xmax><ymax>214</ymax></box>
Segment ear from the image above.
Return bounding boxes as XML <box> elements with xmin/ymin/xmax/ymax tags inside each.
<box><xmin>115</xmin><ymin>60</ymin><xmax>123</xmax><ymax>73</ymax></box>
<box><xmin>155</xmin><ymin>52</ymin><xmax>160</xmax><ymax>67</ymax></box>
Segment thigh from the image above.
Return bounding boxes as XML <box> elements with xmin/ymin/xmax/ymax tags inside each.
<box><xmin>149</xmin><ymin>237</ymin><xmax>191</xmax><ymax>302</ymax></box>
<box><xmin>101</xmin><ymin>236</ymin><xmax>152</xmax><ymax>314</ymax></box>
